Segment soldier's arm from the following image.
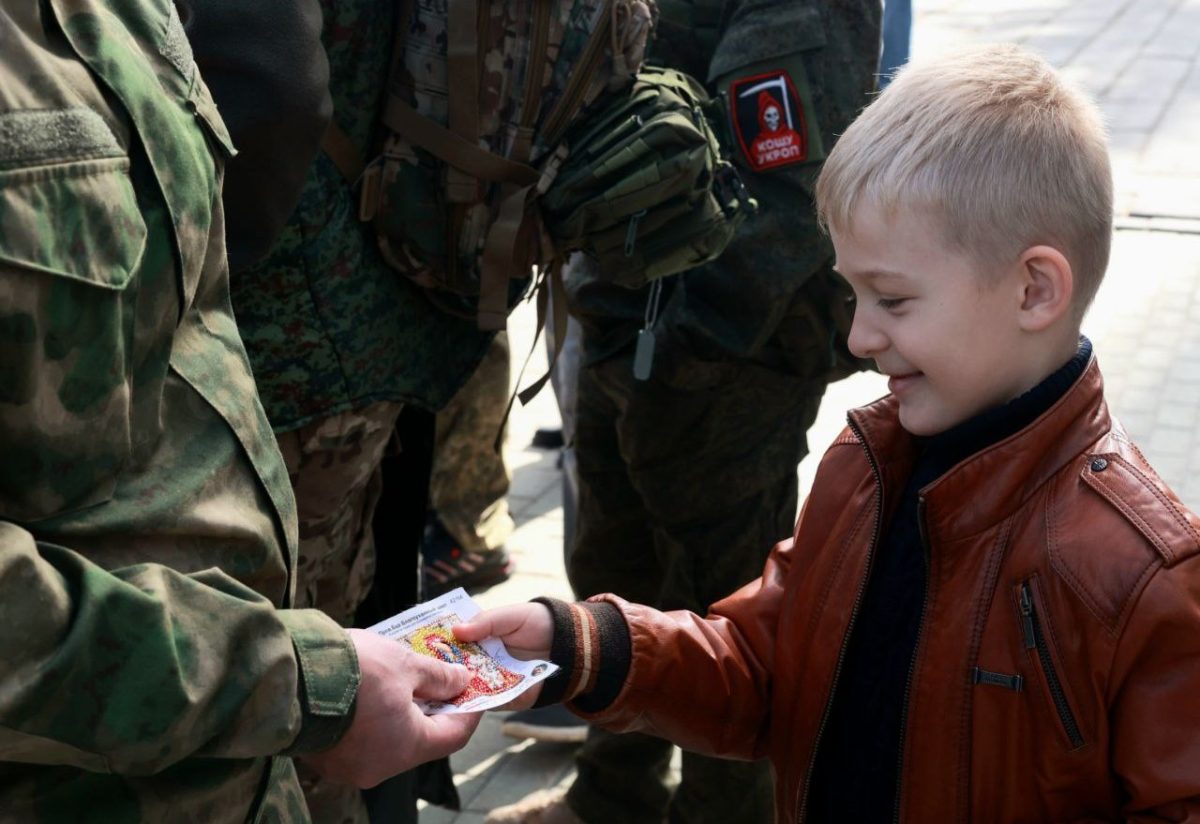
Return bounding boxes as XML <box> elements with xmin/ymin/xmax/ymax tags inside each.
<box><xmin>0</xmin><ymin>521</ymin><xmax>360</xmax><ymax>773</ymax></box>
<box><xmin>654</xmin><ymin>0</ymin><xmax>876</xmax><ymax>365</ymax></box>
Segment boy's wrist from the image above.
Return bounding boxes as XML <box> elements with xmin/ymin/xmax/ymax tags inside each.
<box><xmin>530</xmin><ymin>597</ymin><xmax>631</xmax><ymax>711</ymax></box>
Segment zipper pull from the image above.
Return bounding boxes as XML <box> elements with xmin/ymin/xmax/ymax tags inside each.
<box><xmin>1019</xmin><ymin>585</ymin><xmax>1036</xmax><ymax>650</ymax></box>
<box><xmin>624</xmin><ymin>208</ymin><xmax>647</xmax><ymax>257</ymax></box>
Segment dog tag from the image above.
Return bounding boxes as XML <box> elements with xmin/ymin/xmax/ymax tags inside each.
<box><xmin>633</xmin><ymin>328</ymin><xmax>655</xmax><ymax>381</ymax></box>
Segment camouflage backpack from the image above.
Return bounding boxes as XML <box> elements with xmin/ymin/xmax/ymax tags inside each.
<box><xmin>322</xmin><ymin>0</ymin><xmax>657</xmax><ymax>330</ymax></box>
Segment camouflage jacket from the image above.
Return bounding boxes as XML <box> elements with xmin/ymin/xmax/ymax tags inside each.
<box><xmin>566</xmin><ymin>0</ymin><xmax>881</xmax><ymax>385</ymax></box>
<box><xmin>0</xmin><ymin>2</ymin><xmax>358</xmax><ymax>821</ymax></box>
<box><xmin>231</xmin><ymin>0</ymin><xmax>498</xmax><ymax>433</ymax></box>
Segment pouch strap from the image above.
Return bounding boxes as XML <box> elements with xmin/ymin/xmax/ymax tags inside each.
<box><xmin>446</xmin><ymin>0</ymin><xmax>481</xmax><ymax>202</ymax></box>
<box><xmin>320</xmin><ymin>121</ymin><xmax>366</xmax><ymax>184</ymax></box>
<box><xmin>381</xmin><ymin>96</ymin><xmax>540</xmax><ymax>187</ymax></box>
<box><xmin>477</xmin><ymin>180</ymin><xmax>542</xmax><ymax>330</ymax></box>
<box><xmin>494</xmin><ymin>260</ymin><xmax>568</xmax><ymax>451</ymax></box>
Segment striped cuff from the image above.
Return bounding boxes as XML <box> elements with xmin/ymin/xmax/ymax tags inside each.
<box><xmin>531</xmin><ymin>598</ymin><xmax>630</xmax><ymax>711</ymax></box>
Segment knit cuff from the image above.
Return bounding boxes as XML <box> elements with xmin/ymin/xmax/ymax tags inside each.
<box><xmin>530</xmin><ymin>597</ymin><xmax>631</xmax><ymax>712</ymax></box>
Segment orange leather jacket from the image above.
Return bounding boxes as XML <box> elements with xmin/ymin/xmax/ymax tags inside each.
<box><xmin>578</xmin><ymin>357</ymin><xmax>1200</xmax><ymax>822</ymax></box>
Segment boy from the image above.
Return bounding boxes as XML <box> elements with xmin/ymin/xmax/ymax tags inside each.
<box><xmin>457</xmin><ymin>44</ymin><xmax>1200</xmax><ymax>822</ymax></box>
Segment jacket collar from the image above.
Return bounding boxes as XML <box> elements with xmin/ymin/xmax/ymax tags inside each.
<box><xmin>847</xmin><ymin>354</ymin><xmax>1111</xmax><ymax>541</ymax></box>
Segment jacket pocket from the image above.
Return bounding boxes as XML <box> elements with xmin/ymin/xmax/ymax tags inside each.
<box><xmin>0</xmin><ymin>144</ymin><xmax>146</xmax><ymax>521</ymax></box>
<box><xmin>1016</xmin><ymin>578</ymin><xmax>1086</xmax><ymax>750</ymax></box>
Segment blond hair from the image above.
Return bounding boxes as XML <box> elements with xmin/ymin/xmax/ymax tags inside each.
<box><xmin>816</xmin><ymin>44</ymin><xmax>1112</xmax><ymax>316</ymax></box>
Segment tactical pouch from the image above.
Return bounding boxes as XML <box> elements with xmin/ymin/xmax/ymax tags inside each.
<box><xmin>540</xmin><ymin>66</ymin><xmax>756</xmax><ymax>290</ymax></box>
<box><xmin>706</xmin><ymin>4</ymin><xmax>827</xmax><ymax>176</ymax></box>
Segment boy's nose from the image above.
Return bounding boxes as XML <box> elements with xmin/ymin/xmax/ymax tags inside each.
<box><xmin>847</xmin><ymin>309</ymin><xmax>886</xmax><ymax>359</ymax></box>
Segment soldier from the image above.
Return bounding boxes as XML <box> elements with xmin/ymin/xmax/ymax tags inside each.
<box><xmin>0</xmin><ymin>2</ymin><xmax>477</xmax><ymax>821</ymax></box>
<box><xmin>488</xmin><ymin>1</ymin><xmax>882</xmax><ymax>822</ymax></box>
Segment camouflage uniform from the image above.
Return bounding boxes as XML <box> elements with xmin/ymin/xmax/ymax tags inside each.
<box><xmin>561</xmin><ymin>2</ymin><xmax>882</xmax><ymax>822</ymax></box>
<box><xmin>0</xmin><ymin>2</ymin><xmax>358</xmax><ymax>822</ymax></box>
<box><xmin>429</xmin><ymin>333</ymin><xmax>515</xmax><ymax>555</ymax></box>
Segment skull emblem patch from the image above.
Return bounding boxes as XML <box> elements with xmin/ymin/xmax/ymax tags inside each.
<box><xmin>728</xmin><ymin>69</ymin><xmax>808</xmax><ymax>172</ymax></box>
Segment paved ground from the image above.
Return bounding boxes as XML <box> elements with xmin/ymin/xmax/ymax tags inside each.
<box><xmin>422</xmin><ymin>1</ymin><xmax>1200</xmax><ymax>819</ymax></box>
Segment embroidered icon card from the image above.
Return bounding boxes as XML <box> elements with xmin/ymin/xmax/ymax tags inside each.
<box><xmin>369</xmin><ymin>588</ymin><xmax>558</xmax><ymax>714</ymax></box>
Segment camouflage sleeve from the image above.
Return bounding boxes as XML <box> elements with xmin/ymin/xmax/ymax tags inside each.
<box><xmin>0</xmin><ymin>521</ymin><xmax>358</xmax><ymax>774</ymax></box>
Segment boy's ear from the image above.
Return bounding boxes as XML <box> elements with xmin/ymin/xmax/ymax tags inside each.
<box><xmin>1016</xmin><ymin>245</ymin><xmax>1074</xmax><ymax>332</ymax></box>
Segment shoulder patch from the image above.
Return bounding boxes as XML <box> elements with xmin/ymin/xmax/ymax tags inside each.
<box><xmin>1083</xmin><ymin>453</ymin><xmax>1200</xmax><ymax>566</ymax></box>
<box><xmin>728</xmin><ymin>70</ymin><xmax>808</xmax><ymax>172</ymax></box>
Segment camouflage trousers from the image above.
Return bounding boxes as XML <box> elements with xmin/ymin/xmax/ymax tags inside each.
<box><xmin>429</xmin><ymin>331</ymin><xmax>514</xmax><ymax>553</ymax></box>
<box><xmin>275</xmin><ymin>400</ymin><xmax>405</xmax><ymax>824</ymax></box>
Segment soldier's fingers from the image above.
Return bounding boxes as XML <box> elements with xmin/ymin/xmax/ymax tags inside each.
<box><xmin>414</xmin><ymin>711</ymin><xmax>482</xmax><ymax>760</ymax></box>
<box><xmin>407</xmin><ymin>654</ymin><xmax>472</xmax><ymax>701</ymax></box>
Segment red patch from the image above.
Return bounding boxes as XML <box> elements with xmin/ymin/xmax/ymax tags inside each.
<box><xmin>728</xmin><ymin>70</ymin><xmax>808</xmax><ymax>172</ymax></box>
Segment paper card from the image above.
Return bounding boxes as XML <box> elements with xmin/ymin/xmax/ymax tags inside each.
<box><xmin>368</xmin><ymin>588</ymin><xmax>558</xmax><ymax>714</ymax></box>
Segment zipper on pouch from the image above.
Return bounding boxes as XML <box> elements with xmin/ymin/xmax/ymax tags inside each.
<box><xmin>1019</xmin><ymin>582</ymin><xmax>1084</xmax><ymax>749</ymax></box>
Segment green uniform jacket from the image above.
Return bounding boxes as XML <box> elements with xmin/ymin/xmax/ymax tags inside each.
<box><xmin>567</xmin><ymin>0</ymin><xmax>880</xmax><ymax>385</ymax></box>
<box><xmin>231</xmin><ymin>0</ymin><xmax>499</xmax><ymax>433</ymax></box>
<box><xmin>0</xmin><ymin>2</ymin><xmax>357</xmax><ymax>821</ymax></box>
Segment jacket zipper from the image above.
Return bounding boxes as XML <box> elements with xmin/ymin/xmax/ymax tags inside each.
<box><xmin>541</xmin><ymin>1</ymin><xmax>614</xmax><ymax>147</ymax></box>
<box><xmin>796</xmin><ymin>419</ymin><xmax>885</xmax><ymax>823</ymax></box>
<box><xmin>892</xmin><ymin>497</ymin><xmax>931</xmax><ymax>824</ymax></box>
<box><xmin>1019</xmin><ymin>582</ymin><xmax>1085</xmax><ymax>749</ymax></box>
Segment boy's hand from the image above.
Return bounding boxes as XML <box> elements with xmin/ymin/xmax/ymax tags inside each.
<box><xmin>454</xmin><ymin>603</ymin><xmax>555</xmax><ymax>710</ymax></box>
<box><xmin>303</xmin><ymin>629</ymin><xmax>482</xmax><ymax>788</ymax></box>
<box><xmin>453</xmin><ymin>603</ymin><xmax>554</xmax><ymax>661</ymax></box>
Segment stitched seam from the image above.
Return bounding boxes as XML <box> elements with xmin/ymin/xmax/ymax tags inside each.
<box><xmin>1048</xmin><ymin>475</ymin><xmax>1116</xmax><ymax>633</ymax></box>
<box><xmin>1118</xmin><ymin>457</ymin><xmax>1200</xmax><ymax>548</ymax></box>
<box><xmin>959</xmin><ymin>517</ymin><xmax>1013</xmax><ymax>817</ymax></box>
<box><xmin>1114</xmin><ymin>555</ymin><xmax>1161</xmax><ymax>635</ymax></box>
<box><xmin>1088</xmin><ymin>470</ymin><xmax>1174</xmax><ymax>563</ymax></box>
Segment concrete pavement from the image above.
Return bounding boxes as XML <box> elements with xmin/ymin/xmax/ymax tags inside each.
<box><xmin>422</xmin><ymin>1</ymin><xmax>1200</xmax><ymax>819</ymax></box>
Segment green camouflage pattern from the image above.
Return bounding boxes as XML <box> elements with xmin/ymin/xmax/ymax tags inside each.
<box><xmin>430</xmin><ymin>333</ymin><xmax>514</xmax><ymax>554</ymax></box>
<box><xmin>363</xmin><ymin>0</ymin><xmax>653</xmax><ymax>308</ymax></box>
<box><xmin>0</xmin><ymin>1</ymin><xmax>357</xmax><ymax>821</ymax></box>
<box><xmin>232</xmin><ymin>0</ymin><xmax>501</xmax><ymax>429</ymax></box>
<box><xmin>277</xmin><ymin>402</ymin><xmax>404</xmax><ymax>626</ymax></box>
<box><xmin>566</xmin><ymin>0</ymin><xmax>881</xmax><ymax>379</ymax></box>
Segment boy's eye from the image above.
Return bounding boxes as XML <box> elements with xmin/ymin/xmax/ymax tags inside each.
<box><xmin>876</xmin><ymin>297</ymin><xmax>909</xmax><ymax>310</ymax></box>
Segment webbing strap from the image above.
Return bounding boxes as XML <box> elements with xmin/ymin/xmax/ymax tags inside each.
<box><xmin>494</xmin><ymin>260</ymin><xmax>568</xmax><ymax>451</ymax></box>
<box><xmin>320</xmin><ymin>121</ymin><xmax>366</xmax><ymax>184</ymax></box>
<box><xmin>381</xmin><ymin>96</ymin><xmax>539</xmax><ymax>187</ymax></box>
<box><xmin>446</xmin><ymin>0</ymin><xmax>481</xmax><ymax>202</ymax></box>
<box><xmin>477</xmin><ymin>181</ymin><xmax>537</xmax><ymax>330</ymax></box>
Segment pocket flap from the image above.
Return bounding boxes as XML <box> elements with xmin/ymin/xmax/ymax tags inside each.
<box><xmin>0</xmin><ymin>154</ymin><xmax>147</xmax><ymax>290</ymax></box>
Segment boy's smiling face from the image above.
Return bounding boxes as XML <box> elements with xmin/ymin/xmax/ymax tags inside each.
<box><xmin>832</xmin><ymin>204</ymin><xmax>1057</xmax><ymax>436</ymax></box>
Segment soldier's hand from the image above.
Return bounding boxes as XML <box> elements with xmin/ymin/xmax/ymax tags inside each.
<box><xmin>453</xmin><ymin>604</ymin><xmax>555</xmax><ymax>710</ymax></box>
<box><xmin>303</xmin><ymin>629</ymin><xmax>481</xmax><ymax>788</ymax></box>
